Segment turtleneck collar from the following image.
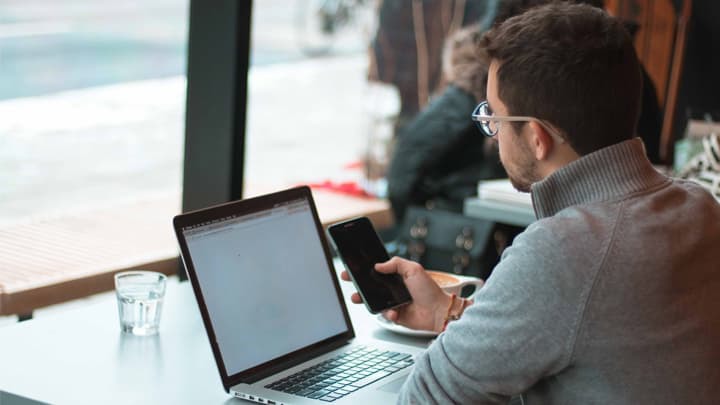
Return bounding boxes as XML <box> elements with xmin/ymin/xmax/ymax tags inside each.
<box><xmin>530</xmin><ymin>138</ymin><xmax>670</xmax><ymax>219</ymax></box>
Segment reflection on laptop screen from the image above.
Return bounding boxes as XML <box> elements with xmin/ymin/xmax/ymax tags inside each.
<box><xmin>182</xmin><ymin>198</ymin><xmax>347</xmax><ymax>376</ymax></box>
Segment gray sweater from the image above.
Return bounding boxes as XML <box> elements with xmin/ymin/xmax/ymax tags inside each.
<box><xmin>400</xmin><ymin>138</ymin><xmax>720</xmax><ymax>404</ymax></box>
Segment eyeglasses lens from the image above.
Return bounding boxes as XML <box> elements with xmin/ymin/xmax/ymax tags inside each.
<box><xmin>474</xmin><ymin>102</ymin><xmax>497</xmax><ymax>137</ymax></box>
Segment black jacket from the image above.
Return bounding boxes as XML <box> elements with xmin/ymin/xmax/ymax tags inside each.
<box><xmin>387</xmin><ymin>85</ymin><xmax>506</xmax><ymax>221</ymax></box>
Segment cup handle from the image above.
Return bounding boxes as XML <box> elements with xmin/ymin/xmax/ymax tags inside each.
<box><xmin>457</xmin><ymin>278</ymin><xmax>484</xmax><ymax>296</ymax></box>
<box><xmin>458</xmin><ymin>278</ymin><xmax>484</xmax><ymax>289</ymax></box>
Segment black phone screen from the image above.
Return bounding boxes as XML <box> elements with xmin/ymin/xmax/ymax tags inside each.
<box><xmin>328</xmin><ymin>217</ymin><xmax>412</xmax><ymax>313</ymax></box>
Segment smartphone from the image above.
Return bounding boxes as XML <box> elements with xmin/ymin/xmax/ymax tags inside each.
<box><xmin>328</xmin><ymin>217</ymin><xmax>412</xmax><ymax>314</ymax></box>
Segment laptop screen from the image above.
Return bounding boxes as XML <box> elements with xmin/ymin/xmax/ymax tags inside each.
<box><xmin>180</xmin><ymin>195</ymin><xmax>349</xmax><ymax>377</ymax></box>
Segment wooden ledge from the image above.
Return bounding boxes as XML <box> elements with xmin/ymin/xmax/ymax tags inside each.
<box><xmin>0</xmin><ymin>188</ymin><xmax>392</xmax><ymax>317</ymax></box>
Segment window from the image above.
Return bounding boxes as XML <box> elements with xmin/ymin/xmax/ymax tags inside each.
<box><xmin>0</xmin><ymin>1</ymin><xmax>189</xmax><ymax>317</ymax></box>
<box><xmin>245</xmin><ymin>0</ymin><xmax>396</xmax><ymax>197</ymax></box>
<box><xmin>0</xmin><ymin>1</ymin><xmax>189</xmax><ymax>224</ymax></box>
<box><xmin>243</xmin><ymin>0</ymin><xmax>496</xmax><ymax>199</ymax></box>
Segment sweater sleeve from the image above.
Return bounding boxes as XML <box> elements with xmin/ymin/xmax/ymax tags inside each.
<box><xmin>398</xmin><ymin>221</ymin><xmax>600</xmax><ymax>404</ymax></box>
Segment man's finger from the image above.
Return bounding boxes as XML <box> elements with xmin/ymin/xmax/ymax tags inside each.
<box><xmin>350</xmin><ymin>292</ymin><xmax>362</xmax><ymax>304</ymax></box>
<box><xmin>340</xmin><ymin>270</ymin><xmax>351</xmax><ymax>281</ymax></box>
<box><xmin>374</xmin><ymin>256</ymin><xmax>404</xmax><ymax>274</ymax></box>
<box><xmin>383</xmin><ymin>309</ymin><xmax>399</xmax><ymax>322</ymax></box>
<box><xmin>375</xmin><ymin>256</ymin><xmax>423</xmax><ymax>277</ymax></box>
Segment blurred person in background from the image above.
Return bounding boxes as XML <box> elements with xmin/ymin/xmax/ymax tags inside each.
<box><xmin>386</xmin><ymin>24</ymin><xmax>505</xmax><ymax>222</ymax></box>
<box><xmin>369</xmin><ymin>0</ymin><xmax>500</xmax><ymax>131</ymax></box>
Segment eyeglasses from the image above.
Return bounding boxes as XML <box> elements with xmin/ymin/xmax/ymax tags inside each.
<box><xmin>471</xmin><ymin>101</ymin><xmax>565</xmax><ymax>143</ymax></box>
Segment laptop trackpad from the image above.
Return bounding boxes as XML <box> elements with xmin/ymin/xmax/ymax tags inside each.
<box><xmin>378</xmin><ymin>376</ymin><xmax>408</xmax><ymax>393</ymax></box>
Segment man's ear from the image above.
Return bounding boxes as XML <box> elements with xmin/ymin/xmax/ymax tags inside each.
<box><xmin>527</xmin><ymin>121</ymin><xmax>554</xmax><ymax>160</ymax></box>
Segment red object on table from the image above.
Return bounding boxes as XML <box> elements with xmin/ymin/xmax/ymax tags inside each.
<box><xmin>305</xmin><ymin>180</ymin><xmax>374</xmax><ymax>198</ymax></box>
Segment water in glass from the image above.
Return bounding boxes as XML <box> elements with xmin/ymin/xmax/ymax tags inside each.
<box><xmin>115</xmin><ymin>271</ymin><xmax>166</xmax><ymax>336</ymax></box>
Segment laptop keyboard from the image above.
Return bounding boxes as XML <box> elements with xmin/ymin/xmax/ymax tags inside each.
<box><xmin>265</xmin><ymin>346</ymin><xmax>414</xmax><ymax>402</ymax></box>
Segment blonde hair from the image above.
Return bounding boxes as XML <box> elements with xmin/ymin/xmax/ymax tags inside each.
<box><xmin>442</xmin><ymin>24</ymin><xmax>489</xmax><ymax>101</ymax></box>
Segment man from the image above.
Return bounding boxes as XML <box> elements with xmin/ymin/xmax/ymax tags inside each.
<box><xmin>342</xmin><ymin>3</ymin><xmax>720</xmax><ymax>403</ymax></box>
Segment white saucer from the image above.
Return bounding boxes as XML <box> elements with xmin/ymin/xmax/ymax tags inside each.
<box><xmin>374</xmin><ymin>314</ymin><xmax>438</xmax><ymax>338</ymax></box>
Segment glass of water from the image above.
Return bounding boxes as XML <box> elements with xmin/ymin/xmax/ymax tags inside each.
<box><xmin>114</xmin><ymin>271</ymin><xmax>167</xmax><ymax>336</ymax></box>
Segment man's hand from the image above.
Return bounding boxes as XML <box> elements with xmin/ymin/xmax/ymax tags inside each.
<box><xmin>340</xmin><ymin>256</ymin><xmax>452</xmax><ymax>332</ymax></box>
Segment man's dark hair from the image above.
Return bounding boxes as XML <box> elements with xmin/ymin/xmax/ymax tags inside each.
<box><xmin>495</xmin><ymin>0</ymin><xmax>605</xmax><ymax>25</ymax></box>
<box><xmin>482</xmin><ymin>2</ymin><xmax>642</xmax><ymax>155</ymax></box>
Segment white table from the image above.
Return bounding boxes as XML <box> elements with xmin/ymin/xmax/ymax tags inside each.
<box><xmin>464</xmin><ymin>179</ymin><xmax>536</xmax><ymax>227</ymax></box>
<box><xmin>464</xmin><ymin>198</ymin><xmax>536</xmax><ymax>227</ymax></box>
<box><xmin>0</xmin><ymin>264</ymin><xmax>431</xmax><ymax>405</ymax></box>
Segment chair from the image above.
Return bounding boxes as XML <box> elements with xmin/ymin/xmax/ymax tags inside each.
<box><xmin>606</xmin><ymin>0</ymin><xmax>693</xmax><ymax>164</ymax></box>
<box><xmin>659</xmin><ymin>0</ymin><xmax>692</xmax><ymax>163</ymax></box>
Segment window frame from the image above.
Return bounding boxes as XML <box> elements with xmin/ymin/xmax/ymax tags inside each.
<box><xmin>180</xmin><ymin>0</ymin><xmax>251</xmax><ymax>278</ymax></box>
<box><xmin>182</xmin><ymin>0</ymin><xmax>251</xmax><ymax>211</ymax></box>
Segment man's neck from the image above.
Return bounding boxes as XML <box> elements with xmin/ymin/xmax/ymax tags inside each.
<box><xmin>537</xmin><ymin>142</ymin><xmax>581</xmax><ymax>180</ymax></box>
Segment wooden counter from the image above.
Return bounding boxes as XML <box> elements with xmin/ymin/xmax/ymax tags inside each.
<box><xmin>0</xmin><ymin>188</ymin><xmax>392</xmax><ymax>317</ymax></box>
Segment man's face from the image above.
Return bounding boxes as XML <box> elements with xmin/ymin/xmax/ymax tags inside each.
<box><xmin>486</xmin><ymin>61</ymin><xmax>540</xmax><ymax>192</ymax></box>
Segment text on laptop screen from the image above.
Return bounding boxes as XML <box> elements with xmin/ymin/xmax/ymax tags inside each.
<box><xmin>182</xmin><ymin>198</ymin><xmax>347</xmax><ymax>376</ymax></box>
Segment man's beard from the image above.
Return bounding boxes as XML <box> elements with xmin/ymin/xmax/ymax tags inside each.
<box><xmin>507</xmin><ymin>169</ymin><xmax>535</xmax><ymax>193</ymax></box>
<box><xmin>500</xmin><ymin>138</ymin><xmax>539</xmax><ymax>193</ymax></box>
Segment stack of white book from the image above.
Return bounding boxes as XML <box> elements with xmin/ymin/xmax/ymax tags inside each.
<box><xmin>477</xmin><ymin>179</ymin><xmax>532</xmax><ymax>207</ymax></box>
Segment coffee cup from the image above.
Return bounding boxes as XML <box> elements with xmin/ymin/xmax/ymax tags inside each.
<box><xmin>426</xmin><ymin>270</ymin><xmax>484</xmax><ymax>297</ymax></box>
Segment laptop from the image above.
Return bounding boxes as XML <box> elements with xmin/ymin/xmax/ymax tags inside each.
<box><xmin>173</xmin><ymin>186</ymin><xmax>424</xmax><ymax>404</ymax></box>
